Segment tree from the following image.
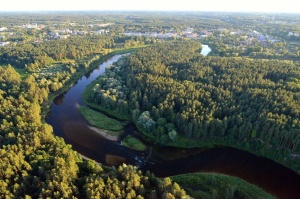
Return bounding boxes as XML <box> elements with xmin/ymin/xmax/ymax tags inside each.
<box><xmin>138</xmin><ymin>111</ymin><xmax>156</xmax><ymax>132</ymax></box>
<box><xmin>168</xmin><ymin>130</ymin><xmax>177</xmax><ymax>141</ymax></box>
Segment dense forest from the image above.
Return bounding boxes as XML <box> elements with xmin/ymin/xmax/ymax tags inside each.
<box><xmin>0</xmin><ymin>25</ymin><xmax>191</xmax><ymax>197</ymax></box>
<box><xmin>1</xmin><ymin>12</ymin><xmax>300</xmax><ymax>198</ymax></box>
<box><xmin>0</xmin><ymin>35</ymin><xmax>114</xmax><ymax>70</ymax></box>
<box><xmin>0</xmin><ymin>41</ymin><xmax>275</xmax><ymax>199</ymax></box>
<box><xmin>86</xmin><ymin>41</ymin><xmax>300</xmax><ymax>173</ymax></box>
<box><xmin>0</xmin><ymin>61</ymin><xmax>193</xmax><ymax>198</ymax></box>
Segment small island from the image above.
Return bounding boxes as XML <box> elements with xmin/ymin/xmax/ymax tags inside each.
<box><xmin>79</xmin><ymin>106</ymin><xmax>123</xmax><ymax>141</ymax></box>
<box><xmin>79</xmin><ymin>106</ymin><xmax>147</xmax><ymax>150</ymax></box>
<box><xmin>122</xmin><ymin>135</ymin><xmax>147</xmax><ymax>151</ymax></box>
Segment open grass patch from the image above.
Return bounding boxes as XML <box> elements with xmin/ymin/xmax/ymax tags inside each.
<box><xmin>122</xmin><ymin>135</ymin><xmax>147</xmax><ymax>151</ymax></box>
<box><xmin>13</xmin><ymin>67</ymin><xmax>29</xmax><ymax>80</ymax></box>
<box><xmin>79</xmin><ymin>106</ymin><xmax>123</xmax><ymax>131</ymax></box>
<box><xmin>170</xmin><ymin>173</ymin><xmax>275</xmax><ymax>199</ymax></box>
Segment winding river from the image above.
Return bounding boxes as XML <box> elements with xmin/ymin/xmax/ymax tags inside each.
<box><xmin>46</xmin><ymin>53</ymin><xmax>300</xmax><ymax>199</ymax></box>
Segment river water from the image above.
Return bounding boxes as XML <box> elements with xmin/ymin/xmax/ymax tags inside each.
<box><xmin>46</xmin><ymin>53</ymin><xmax>300</xmax><ymax>199</ymax></box>
<box><xmin>200</xmin><ymin>44</ymin><xmax>211</xmax><ymax>56</ymax></box>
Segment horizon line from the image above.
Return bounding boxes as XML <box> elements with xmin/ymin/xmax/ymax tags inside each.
<box><xmin>0</xmin><ymin>10</ymin><xmax>300</xmax><ymax>14</ymax></box>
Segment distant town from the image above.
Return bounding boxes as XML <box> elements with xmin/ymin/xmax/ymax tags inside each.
<box><xmin>0</xmin><ymin>13</ymin><xmax>299</xmax><ymax>58</ymax></box>
<box><xmin>1</xmin><ymin>22</ymin><xmax>294</xmax><ymax>45</ymax></box>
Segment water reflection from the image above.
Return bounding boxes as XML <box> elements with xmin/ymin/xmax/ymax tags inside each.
<box><xmin>106</xmin><ymin>155</ymin><xmax>126</xmax><ymax>166</ymax></box>
<box><xmin>47</xmin><ymin>54</ymin><xmax>300</xmax><ymax>199</ymax></box>
<box><xmin>200</xmin><ymin>44</ymin><xmax>211</xmax><ymax>56</ymax></box>
<box><xmin>53</xmin><ymin>92</ymin><xmax>65</xmax><ymax>105</ymax></box>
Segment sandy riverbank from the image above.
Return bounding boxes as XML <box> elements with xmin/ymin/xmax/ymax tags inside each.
<box><xmin>88</xmin><ymin>126</ymin><xmax>119</xmax><ymax>141</ymax></box>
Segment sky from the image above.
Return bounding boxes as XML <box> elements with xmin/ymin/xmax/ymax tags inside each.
<box><xmin>0</xmin><ymin>0</ymin><xmax>299</xmax><ymax>13</ymax></box>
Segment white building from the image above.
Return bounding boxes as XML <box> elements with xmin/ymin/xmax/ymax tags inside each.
<box><xmin>0</xmin><ymin>27</ymin><xmax>7</xmax><ymax>31</ymax></box>
<box><xmin>288</xmin><ymin>32</ymin><xmax>299</xmax><ymax>37</ymax></box>
<box><xmin>184</xmin><ymin>27</ymin><xmax>194</xmax><ymax>34</ymax></box>
<box><xmin>0</xmin><ymin>41</ymin><xmax>10</xmax><ymax>46</ymax></box>
<box><xmin>123</xmin><ymin>32</ymin><xmax>143</xmax><ymax>37</ymax></box>
<box><xmin>73</xmin><ymin>30</ymin><xmax>87</xmax><ymax>36</ymax></box>
<box><xmin>98</xmin><ymin>23</ymin><xmax>112</xmax><ymax>27</ymax></box>
<box><xmin>57</xmin><ymin>35</ymin><xmax>70</xmax><ymax>39</ymax></box>
<box><xmin>93</xmin><ymin>30</ymin><xmax>109</xmax><ymax>35</ymax></box>
<box><xmin>23</xmin><ymin>23</ymin><xmax>38</xmax><ymax>29</ymax></box>
<box><xmin>59</xmin><ymin>29</ymin><xmax>72</xmax><ymax>34</ymax></box>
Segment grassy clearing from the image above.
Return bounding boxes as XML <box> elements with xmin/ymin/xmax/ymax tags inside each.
<box><xmin>83</xmin><ymin>96</ymin><xmax>131</xmax><ymax>121</ymax></box>
<box><xmin>79</xmin><ymin>106</ymin><xmax>123</xmax><ymax>131</ymax></box>
<box><xmin>122</xmin><ymin>135</ymin><xmax>147</xmax><ymax>151</ymax></box>
<box><xmin>171</xmin><ymin>173</ymin><xmax>275</xmax><ymax>199</ymax></box>
<box><xmin>14</xmin><ymin>67</ymin><xmax>29</xmax><ymax>80</ymax></box>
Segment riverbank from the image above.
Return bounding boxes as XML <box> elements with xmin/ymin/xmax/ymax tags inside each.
<box><xmin>79</xmin><ymin>44</ymin><xmax>300</xmax><ymax>175</ymax></box>
<box><xmin>82</xmin><ymin>73</ymin><xmax>131</xmax><ymax>121</ymax></box>
<box><xmin>79</xmin><ymin>106</ymin><xmax>123</xmax><ymax>131</ymax></box>
<box><xmin>42</xmin><ymin>46</ymin><xmax>148</xmax><ymax>119</ymax></box>
<box><xmin>122</xmin><ymin>135</ymin><xmax>147</xmax><ymax>151</ymax></box>
<box><xmin>46</xmin><ymin>47</ymin><xmax>300</xmax><ymax>198</ymax></box>
<box><xmin>137</xmin><ymin>123</ymin><xmax>300</xmax><ymax>175</ymax></box>
<box><xmin>88</xmin><ymin>126</ymin><xmax>121</xmax><ymax>141</ymax></box>
<box><xmin>171</xmin><ymin>173</ymin><xmax>275</xmax><ymax>199</ymax></box>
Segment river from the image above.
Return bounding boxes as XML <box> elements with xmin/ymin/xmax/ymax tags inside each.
<box><xmin>200</xmin><ymin>44</ymin><xmax>211</xmax><ymax>56</ymax></box>
<box><xmin>46</xmin><ymin>53</ymin><xmax>300</xmax><ymax>199</ymax></box>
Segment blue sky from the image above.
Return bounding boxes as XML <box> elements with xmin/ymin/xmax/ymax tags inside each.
<box><xmin>1</xmin><ymin>0</ymin><xmax>299</xmax><ymax>13</ymax></box>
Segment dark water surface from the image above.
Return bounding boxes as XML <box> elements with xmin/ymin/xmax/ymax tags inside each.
<box><xmin>46</xmin><ymin>54</ymin><xmax>300</xmax><ymax>199</ymax></box>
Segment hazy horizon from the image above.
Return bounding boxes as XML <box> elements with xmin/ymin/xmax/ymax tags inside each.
<box><xmin>1</xmin><ymin>0</ymin><xmax>299</xmax><ymax>13</ymax></box>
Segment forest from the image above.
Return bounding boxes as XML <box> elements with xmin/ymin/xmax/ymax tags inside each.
<box><xmin>0</xmin><ymin>52</ymin><xmax>193</xmax><ymax>198</ymax></box>
<box><xmin>0</xmin><ymin>19</ymin><xmax>190</xmax><ymax>197</ymax></box>
<box><xmin>1</xmin><ymin>12</ymin><xmax>299</xmax><ymax>198</ymax></box>
<box><xmin>0</xmin><ymin>38</ymin><xmax>275</xmax><ymax>199</ymax></box>
<box><xmin>0</xmin><ymin>35</ymin><xmax>114</xmax><ymax>70</ymax></box>
<box><xmin>86</xmin><ymin>40</ymin><xmax>300</xmax><ymax>173</ymax></box>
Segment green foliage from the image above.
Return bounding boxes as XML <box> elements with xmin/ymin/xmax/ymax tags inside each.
<box><xmin>132</xmin><ymin>109</ymin><xmax>141</xmax><ymax>122</ymax></box>
<box><xmin>86</xmin><ymin>40</ymin><xmax>300</xmax><ymax>172</ymax></box>
<box><xmin>79</xmin><ymin>106</ymin><xmax>123</xmax><ymax>131</ymax></box>
<box><xmin>168</xmin><ymin>130</ymin><xmax>177</xmax><ymax>141</ymax></box>
<box><xmin>138</xmin><ymin>111</ymin><xmax>156</xmax><ymax>132</ymax></box>
<box><xmin>171</xmin><ymin>173</ymin><xmax>275</xmax><ymax>199</ymax></box>
<box><xmin>122</xmin><ymin>135</ymin><xmax>147</xmax><ymax>151</ymax></box>
<box><xmin>0</xmin><ymin>49</ymin><xmax>188</xmax><ymax>199</ymax></box>
<box><xmin>82</xmin><ymin>164</ymin><xmax>188</xmax><ymax>198</ymax></box>
<box><xmin>13</xmin><ymin>67</ymin><xmax>29</xmax><ymax>80</ymax></box>
<box><xmin>2</xmin><ymin>12</ymin><xmax>300</xmax><ymax>198</ymax></box>
<box><xmin>0</xmin><ymin>37</ymin><xmax>282</xmax><ymax>199</ymax></box>
<box><xmin>0</xmin><ymin>35</ymin><xmax>114</xmax><ymax>69</ymax></box>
